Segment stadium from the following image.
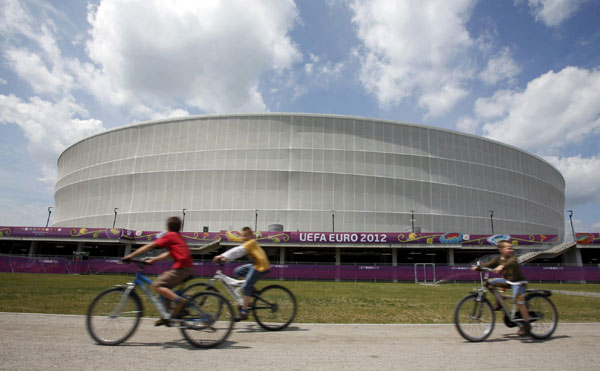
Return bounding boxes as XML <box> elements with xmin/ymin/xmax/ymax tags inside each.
<box><xmin>54</xmin><ymin>113</ymin><xmax>564</xmax><ymax>235</ymax></box>
<box><xmin>1</xmin><ymin>113</ymin><xmax>598</xmax><ymax>275</ymax></box>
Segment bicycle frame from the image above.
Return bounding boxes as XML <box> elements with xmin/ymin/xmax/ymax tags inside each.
<box><xmin>474</xmin><ymin>268</ymin><xmax>524</xmax><ymax>324</ymax></box>
<box><xmin>117</xmin><ymin>269</ymin><xmax>171</xmax><ymax>319</ymax></box>
<box><xmin>206</xmin><ymin>269</ymin><xmax>246</xmax><ymax>306</ymax></box>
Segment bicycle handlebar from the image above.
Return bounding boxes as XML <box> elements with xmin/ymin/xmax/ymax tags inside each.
<box><xmin>121</xmin><ymin>257</ymin><xmax>151</xmax><ymax>266</ymax></box>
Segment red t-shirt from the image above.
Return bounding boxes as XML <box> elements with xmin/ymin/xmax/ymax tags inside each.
<box><xmin>155</xmin><ymin>232</ymin><xmax>193</xmax><ymax>269</ymax></box>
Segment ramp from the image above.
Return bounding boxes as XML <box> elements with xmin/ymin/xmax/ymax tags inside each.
<box><xmin>517</xmin><ymin>241</ymin><xmax>577</xmax><ymax>264</ymax></box>
<box><xmin>189</xmin><ymin>239</ymin><xmax>221</xmax><ymax>255</ymax></box>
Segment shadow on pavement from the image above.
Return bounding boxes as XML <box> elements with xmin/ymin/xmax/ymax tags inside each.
<box><xmin>116</xmin><ymin>339</ymin><xmax>250</xmax><ymax>350</ymax></box>
<box><xmin>235</xmin><ymin>324</ymin><xmax>309</xmax><ymax>334</ymax></box>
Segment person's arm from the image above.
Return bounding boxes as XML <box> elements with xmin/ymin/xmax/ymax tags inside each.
<box><xmin>213</xmin><ymin>245</ymin><xmax>247</xmax><ymax>263</ymax></box>
<box><xmin>473</xmin><ymin>256</ymin><xmax>499</xmax><ymax>270</ymax></box>
<box><xmin>146</xmin><ymin>251</ymin><xmax>171</xmax><ymax>264</ymax></box>
<box><xmin>123</xmin><ymin>242</ymin><xmax>159</xmax><ymax>261</ymax></box>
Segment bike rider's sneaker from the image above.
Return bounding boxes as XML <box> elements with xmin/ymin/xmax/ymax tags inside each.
<box><xmin>172</xmin><ymin>298</ymin><xmax>189</xmax><ymax>318</ymax></box>
<box><xmin>234</xmin><ymin>309</ymin><xmax>248</xmax><ymax>322</ymax></box>
<box><xmin>155</xmin><ymin>318</ymin><xmax>169</xmax><ymax>326</ymax></box>
<box><xmin>517</xmin><ymin>322</ymin><xmax>531</xmax><ymax>337</ymax></box>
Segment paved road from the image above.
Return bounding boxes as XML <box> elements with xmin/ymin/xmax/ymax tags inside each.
<box><xmin>1</xmin><ymin>313</ymin><xmax>599</xmax><ymax>371</ymax></box>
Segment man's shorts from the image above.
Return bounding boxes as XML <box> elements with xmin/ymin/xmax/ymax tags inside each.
<box><xmin>154</xmin><ymin>267</ymin><xmax>194</xmax><ymax>288</ymax></box>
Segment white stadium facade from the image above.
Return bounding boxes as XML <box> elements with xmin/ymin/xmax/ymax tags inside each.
<box><xmin>54</xmin><ymin>113</ymin><xmax>565</xmax><ymax>237</ymax></box>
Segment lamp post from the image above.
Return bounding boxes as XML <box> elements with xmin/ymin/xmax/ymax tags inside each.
<box><xmin>489</xmin><ymin>210</ymin><xmax>494</xmax><ymax>235</ymax></box>
<box><xmin>182</xmin><ymin>209</ymin><xmax>187</xmax><ymax>231</ymax></box>
<box><xmin>112</xmin><ymin>208</ymin><xmax>118</xmax><ymax>229</ymax></box>
<box><xmin>332</xmin><ymin>210</ymin><xmax>335</xmax><ymax>233</ymax></box>
<box><xmin>45</xmin><ymin>207</ymin><xmax>53</xmax><ymax>228</ymax></box>
<box><xmin>255</xmin><ymin>209</ymin><xmax>258</xmax><ymax>232</ymax></box>
<box><xmin>410</xmin><ymin>210</ymin><xmax>415</xmax><ymax>233</ymax></box>
<box><xmin>567</xmin><ymin>210</ymin><xmax>575</xmax><ymax>241</ymax></box>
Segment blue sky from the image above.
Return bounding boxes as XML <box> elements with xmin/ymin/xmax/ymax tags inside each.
<box><xmin>0</xmin><ymin>0</ymin><xmax>599</xmax><ymax>234</ymax></box>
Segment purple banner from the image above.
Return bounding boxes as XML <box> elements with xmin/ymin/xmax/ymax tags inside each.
<box><xmin>462</xmin><ymin>234</ymin><xmax>558</xmax><ymax>246</ymax></box>
<box><xmin>0</xmin><ymin>226</ymin><xmax>561</xmax><ymax>246</ymax></box>
<box><xmin>1</xmin><ymin>256</ymin><xmax>598</xmax><ymax>282</ymax></box>
<box><xmin>0</xmin><ymin>227</ymin><xmax>122</xmax><ymax>240</ymax></box>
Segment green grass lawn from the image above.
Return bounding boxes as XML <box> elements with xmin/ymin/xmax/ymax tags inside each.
<box><xmin>1</xmin><ymin>273</ymin><xmax>599</xmax><ymax>323</ymax></box>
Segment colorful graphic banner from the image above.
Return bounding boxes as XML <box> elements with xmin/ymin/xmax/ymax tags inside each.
<box><xmin>575</xmin><ymin>233</ymin><xmax>600</xmax><ymax>245</ymax></box>
<box><xmin>0</xmin><ymin>227</ymin><xmax>122</xmax><ymax>240</ymax></box>
<box><xmin>461</xmin><ymin>234</ymin><xmax>558</xmax><ymax>246</ymax></box>
<box><xmin>0</xmin><ymin>226</ymin><xmax>558</xmax><ymax>246</ymax></box>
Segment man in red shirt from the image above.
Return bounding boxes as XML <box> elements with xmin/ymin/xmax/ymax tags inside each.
<box><xmin>123</xmin><ymin>216</ymin><xmax>194</xmax><ymax>325</ymax></box>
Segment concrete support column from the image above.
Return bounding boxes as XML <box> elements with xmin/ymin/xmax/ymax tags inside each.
<box><xmin>392</xmin><ymin>248</ymin><xmax>398</xmax><ymax>283</ymax></box>
<box><xmin>279</xmin><ymin>247</ymin><xmax>286</xmax><ymax>281</ymax></box>
<box><xmin>76</xmin><ymin>242</ymin><xmax>84</xmax><ymax>253</ymax></box>
<box><xmin>447</xmin><ymin>249</ymin><xmax>455</xmax><ymax>266</ymax></box>
<box><xmin>279</xmin><ymin>247</ymin><xmax>285</xmax><ymax>264</ymax></box>
<box><xmin>562</xmin><ymin>248</ymin><xmax>583</xmax><ymax>266</ymax></box>
<box><xmin>28</xmin><ymin>241</ymin><xmax>38</xmax><ymax>257</ymax></box>
<box><xmin>124</xmin><ymin>244</ymin><xmax>132</xmax><ymax>256</ymax></box>
<box><xmin>335</xmin><ymin>247</ymin><xmax>341</xmax><ymax>282</ymax></box>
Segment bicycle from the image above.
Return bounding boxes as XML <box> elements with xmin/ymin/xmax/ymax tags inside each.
<box><xmin>182</xmin><ymin>263</ymin><xmax>297</xmax><ymax>331</ymax></box>
<box><xmin>454</xmin><ymin>266</ymin><xmax>558</xmax><ymax>342</ymax></box>
<box><xmin>85</xmin><ymin>259</ymin><xmax>234</xmax><ymax>348</ymax></box>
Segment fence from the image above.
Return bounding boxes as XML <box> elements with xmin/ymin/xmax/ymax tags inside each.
<box><xmin>1</xmin><ymin>255</ymin><xmax>599</xmax><ymax>282</ymax></box>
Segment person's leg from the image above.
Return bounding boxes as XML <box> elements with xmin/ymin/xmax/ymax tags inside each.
<box><xmin>236</xmin><ymin>267</ymin><xmax>264</xmax><ymax>320</ymax></box>
<box><xmin>152</xmin><ymin>270</ymin><xmax>179</xmax><ymax>300</ymax></box>
<box><xmin>152</xmin><ymin>268</ymin><xmax>193</xmax><ymax>325</ymax></box>
<box><xmin>513</xmin><ymin>285</ymin><xmax>530</xmax><ymax>336</ymax></box>
<box><xmin>234</xmin><ymin>263</ymin><xmax>252</xmax><ymax>279</ymax></box>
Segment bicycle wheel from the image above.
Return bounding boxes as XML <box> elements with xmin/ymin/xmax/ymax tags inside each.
<box><xmin>454</xmin><ymin>294</ymin><xmax>495</xmax><ymax>342</ymax></box>
<box><xmin>252</xmin><ymin>285</ymin><xmax>297</xmax><ymax>331</ymax></box>
<box><xmin>526</xmin><ymin>294</ymin><xmax>558</xmax><ymax>339</ymax></box>
<box><xmin>86</xmin><ymin>287</ymin><xmax>143</xmax><ymax>345</ymax></box>
<box><xmin>180</xmin><ymin>291</ymin><xmax>234</xmax><ymax>348</ymax></box>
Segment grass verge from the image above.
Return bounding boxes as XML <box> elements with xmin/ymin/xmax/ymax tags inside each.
<box><xmin>1</xmin><ymin>273</ymin><xmax>599</xmax><ymax>323</ymax></box>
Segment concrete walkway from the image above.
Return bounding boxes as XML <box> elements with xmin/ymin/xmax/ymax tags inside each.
<box><xmin>1</xmin><ymin>313</ymin><xmax>600</xmax><ymax>371</ymax></box>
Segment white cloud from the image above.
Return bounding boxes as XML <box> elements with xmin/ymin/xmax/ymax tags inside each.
<box><xmin>303</xmin><ymin>53</ymin><xmax>344</xmax><ymax>86</ymax></box>
<box><xmin>0</xmin><ymin>94</ymin><xmax>104</xmax><ymax>184</ymax></box>
<box><xmin>84</xmin><ymin>0</ymin><xmax>302</xmax><ymax>114</ymax></box>
<box><xmin>526</xmin><ymin>0</ymin><xmax>586</xmax><ymax>27</ymax></box>
<box><xmin>479</xmin><ymin>47</ymin><xmax>521</xmax><ymax>85</ymax></box>
<box><xmin>5</xmin><ymin>48</ymin><xmax>73</xmax><ymax>95</ymax></box>
<box><xmin>474</xmin><ymin>66</ymin><xmax>600</xmax><ymax>154</ymax></box>
<box><xmin>1</xmin><ymin>1</ymin><xmax>74</xmax><ymax>97</ymax></box>
<box><xmin>456</xmin><ymin>116</ymin><xmax>479</xmax><ymax>134</ymax></box>
<box><xmin>349</xmin><ymin>0</ymin><xmax>476</xmax><ymax>117</ymax></box>
<box><xmin>0</xmin><ymin>77</ymin><xmax>6</xmax><ymax>85</ymax></box>
<box><xmin>545</xmin><ymin>155</ymin><xmax>600</xmax><ymax>207</ymax></box>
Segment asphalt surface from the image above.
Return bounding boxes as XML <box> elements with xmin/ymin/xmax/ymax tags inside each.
<box><xmin>1</xmin><ymin>312</ymin><xmax>599</xmax><ymax>371</ymax></box>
